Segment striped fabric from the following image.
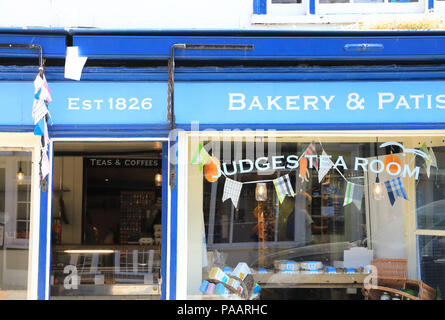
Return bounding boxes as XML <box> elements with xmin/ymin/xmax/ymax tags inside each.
<box><xmin>384</xmin><ymin>177</ymin><xmax>408</xmax><ymax>206</ymax></box>
<box><xmin>273</xmin><ymin>174</ymin><xmax>295</xmax><ymax>204</ymax></box>
<box><xmin>222</xmin><ymin>178</ymin><xmax>243</xmax><ymax>208</ymax></box>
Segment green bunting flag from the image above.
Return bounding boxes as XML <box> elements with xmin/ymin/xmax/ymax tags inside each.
<box><xmin>192</xmin><ymin>143</ymin><xmax>211</xmax><ymax>171</ymax></box>
<box><xmin>343</xmin><ymin>181</ymin><xmax>364</xmax><ymax>210</ymax></box>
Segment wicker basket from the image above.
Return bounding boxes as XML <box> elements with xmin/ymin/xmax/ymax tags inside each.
<box><xmin>362</xmin><ymin>259</ymin><xmax>436</xmax><ymax>300</ymax></box>
<box><xmin>371</xmin><ymin>258</ymin><xmax>407</xmax><ymax>288</ymax></box>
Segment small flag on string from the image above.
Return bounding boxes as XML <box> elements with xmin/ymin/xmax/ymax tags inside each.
<box><xmin>191</xmin><ymin>143</ymin><xmax>211</xmax><ymax>171</ymax></box>
<box><xmin>318</xmin><ymin>150</ymin><xmax>334</xmax><ymax>183</ymax></box>
<box><xmin>384</xmin><ymin>177</ymin><xmax>408</xmax><ymax>206</ymax></box>
<box><xmin>33</xmin><ymin>117</ymin><xmax>46</xmax><ymax>136</ymax></box>
<box><xmin>343</xmin><ymin>182</ymin><xmax>364</xmax><ymax>210</ymax></box>
<box><xmin>273</xmin><ymin>174</ymin><xmax>295</xmax><ymax>204</ymax></box>
<box><xmin>222</xmin><ymin>178</ymin><xmax>243</xmax><ymax>208</ymax></box>
<box><xmin>34</xmin><ymin>74</ymin><xmax>52</xmax><ymax>102</ymax></box>
<box><xmin>303</xmin><ymin>141</ymin><xmax>319</xmax><ymax>170</ymax></box>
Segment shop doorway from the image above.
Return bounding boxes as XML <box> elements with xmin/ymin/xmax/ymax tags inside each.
<box><xmin>49</xmin><ymin>141</ymin><xmax>166</xmax><ymax>300</ymax></box>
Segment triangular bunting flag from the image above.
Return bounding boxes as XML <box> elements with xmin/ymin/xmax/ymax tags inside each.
<box><xmin>343</xmin><ymin>181</ymin><xmax>364</xmax><ymax>210</ymax></box>
<box><xmin>222</xmin><ymin>178</ymin><xmax>243</xmax><ymax>208</ymax></box>
<box><xmin>34</xmin><ymin>117</ymin><xmax>45</xmax><ymax>136</ymax></box>
<box><xmin>428</xmin><ymin>146</ymin><xmax>437</xmax><ymax>169</ymax></box>
<box><xmin>420</xmin><ymin>143</ymin><xmax>438</xmax><ymax>178</ymax></box>
<box><xmin>34</xmin><ymin>74</ymin><xmax>52</xmax><ymax>102</ymax></box>
<box><xmin>303</xmin><ymin>141</ymin><xmax>319</xmax><ymax>170</ymax></box>
<box><xmin>273</xmin><ymin>174</ymin><xmax>295</xmax><ymax>204</ymax></box>
<box><xmin>384</xmin><ymin>177</ymin><xmax>408</xmax><ymax>206</ymax></box>
<box><xmin>191</xmin><ymin>143</ymin><xmax>211</xmax><ymax>171</ymax></box>
<box><xmin>318</xmin><ymin>150</ymin><xmax>334</xmax><ymax>183</ymax></box>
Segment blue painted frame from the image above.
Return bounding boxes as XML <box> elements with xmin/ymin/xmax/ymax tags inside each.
<box><xmin>253</xmin><ymin>0</ymin><xmax>267</xmax><ymax>14</ymax></box>
<box><xmin>161</xmin><ymin>141</ymin><xmax>169</xmax><ymax>300</ymax></box>
<box><xmin>168</xmin><ymin>137</ymin><xmax>178</xmax><ymax>300</ymax></box>
<box><xmin>37</xmin><ymin>142</ymin><xmax>53</xmax><ymax>300</ymax></box>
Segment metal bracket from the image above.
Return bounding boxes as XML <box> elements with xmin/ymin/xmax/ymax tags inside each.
<box><xmin>0</xmin><ymin>43</ymin><xmax>44</xmax><ymax>71</ymax></box>
<box><xmin>0</xmin><ymin>43</ymin><xmax>49</xmax><ymax>189</ymax></box>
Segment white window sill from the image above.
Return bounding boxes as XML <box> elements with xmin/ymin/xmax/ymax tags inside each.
<box><xmin>251</xmin><ymin>13</ymin><xmax>431</xmax><ymax>25</ymax></box>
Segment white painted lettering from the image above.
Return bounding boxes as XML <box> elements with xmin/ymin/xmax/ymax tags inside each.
<box><xmin>378</xmin><ymin>92</ymin><xmax>394</xmax><ymax>109</ymax></box>
<box><xmin>286</xmin><ymin>96</ymin><xmax>300</xmax><ymax>110</ymax></box>
<box><xmin>68</xmin><ymin>97</ymin><xmax>80</xmax><ymax>110</ymax></box>
<box><xmin>228</xmin><ymin>93</ymin><xmax>245</xmax><ymax>110</ymax></box>
<box><xmin>267</xmin><ymin>96</ymin><xmax>282</xmax><ymax>110</ymax></box>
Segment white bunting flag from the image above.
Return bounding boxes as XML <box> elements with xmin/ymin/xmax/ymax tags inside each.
<box><xmin>222</xmin><ymin>178</ymin><xmax>243</xmax><ymax>208</ymax></box>
<box><xmin>318</xmin><ymin>150</ymin><xmax>334</xmax><ymax>183</ymax></box>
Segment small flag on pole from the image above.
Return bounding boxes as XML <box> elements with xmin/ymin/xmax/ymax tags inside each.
<box><xmin>273</xmin><ymin>174</ymin><xmax>295</xmax><ymax>204</ymax></box>
<box><xmin>384</xmin><ymin>177</ymin><xmax>408</xmax><ymax>206</ymax></box>
<box><xmin>343</xmin><ymin>182</ymin><xmax>364</xmax><ymax>210</ymax></box>
<box><xmin>191</xmin><ymin>143</ymin><xmax>211</xmax><ymax>171</ymax></box>
<box><xmin>222</xmin><ymin>178</ymin><xmax>243</xmax><ymax>208</ymax></box>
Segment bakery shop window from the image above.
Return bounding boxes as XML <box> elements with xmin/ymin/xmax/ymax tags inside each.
<box><xmin>186</xmin><ymin>133</ymin><xmax>445</xmax><ymax>300</ymax></box>
<box><xmin>50</xmin><ymin>142</ymin><xmax>163</xmax><ymax>299</ymax></box>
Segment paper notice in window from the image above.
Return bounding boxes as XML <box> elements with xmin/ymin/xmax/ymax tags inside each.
<box><xmin>64</xmin><ymin>46</ymin><xmax>88</xmax><ymax>81</ymax></box>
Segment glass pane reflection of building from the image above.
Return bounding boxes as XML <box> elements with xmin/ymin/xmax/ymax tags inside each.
<box><xmin>0</xmin><ymin>151</ymin><xmax>32</xmax><ymax>300</ymax></box>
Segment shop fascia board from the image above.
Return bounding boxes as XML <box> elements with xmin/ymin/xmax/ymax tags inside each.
<box><xmin>71</xmin><ymin>33</ymin><xmax>445</xmax><ymax>62</ymax></box>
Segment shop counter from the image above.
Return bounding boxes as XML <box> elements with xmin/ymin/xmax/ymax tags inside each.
<box><xmin>50</xmin><ymin>245</ymin><xmax>161</xmax><ymax>298</ymax></box>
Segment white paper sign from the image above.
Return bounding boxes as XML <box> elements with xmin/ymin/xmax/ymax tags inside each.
<box><xmin>64</xmin><ymin>46</ymin><xmax>88</xmax><ymax>81</ymax></box>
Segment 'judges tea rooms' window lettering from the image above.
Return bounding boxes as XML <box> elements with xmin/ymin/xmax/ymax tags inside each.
<box><xmin>212</xmin><ymin>142</ymin><xmax>429</xmax><ymax>181</ymax></box>
<box><xmin>68</xmin><ymin>97</ymin><xmax>153</xmax><ymax>111</ymax></box>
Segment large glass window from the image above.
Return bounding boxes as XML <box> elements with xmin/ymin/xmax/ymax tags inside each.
<box><xmin>185</xmin><ymin>132</ymin><xmax>444</xmax><ymax>300</ymax></box>
<box><xmin>0</xmin><ymin>151</ymin><xmax>33</xmax><ymax>299</ymax></box>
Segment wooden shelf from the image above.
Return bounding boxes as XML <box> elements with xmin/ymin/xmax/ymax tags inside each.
<box><xmin>253</xmin><ymin>272</ymin><xmax>368</xmax><ymax>289</ymax></box>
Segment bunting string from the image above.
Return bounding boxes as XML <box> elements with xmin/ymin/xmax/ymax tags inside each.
<box><xmin>192</xmin><ymin>137</ymin><xmax>433</xmax><ymax>208</ymax></box>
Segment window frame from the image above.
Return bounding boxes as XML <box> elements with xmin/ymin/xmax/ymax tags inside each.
<box><xmin>179</xmin><ymin>129</ymin><xmax>445</xmax><ymax>298</ymax></box>
<box><xmin>266</xmin><ymin>0</ymin><xmax>307</xmax><ymax>16</ymax></box>
<box><xmin>0</xmin><ymin>133</ymin><xmax>41</xmax><ymax>300</ymax></box>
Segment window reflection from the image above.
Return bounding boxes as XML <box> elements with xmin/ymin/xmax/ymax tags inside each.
<box><xmin>188</xmin><ymin>135</ymin><xmax>445</xmax><ymax>300</ymax></box>
<box><xmin>0</xmin><ymin>151</ymin><xmax>32</xmax><ymax>299</ymax></box>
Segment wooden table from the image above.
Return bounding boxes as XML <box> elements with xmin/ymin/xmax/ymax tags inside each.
<box><xmin>253</xmin><ymin>272</ymin><xmax>369</xmax><ymax>288</ymax></box>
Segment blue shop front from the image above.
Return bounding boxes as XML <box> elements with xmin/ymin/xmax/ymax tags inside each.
<box><xmin>1</xmin><ymin>30</ymin><xmax>445</xmax><ymax>300</ymax></box>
